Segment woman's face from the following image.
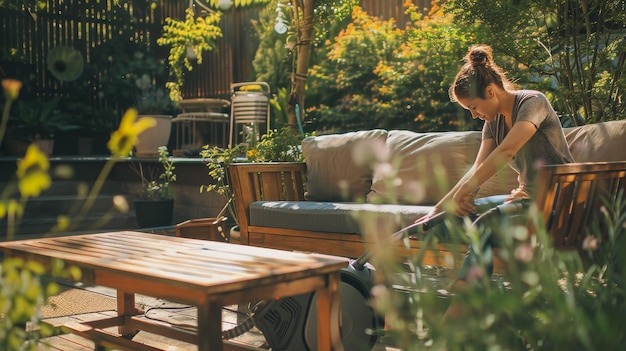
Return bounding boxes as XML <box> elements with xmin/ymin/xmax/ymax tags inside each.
<box><xmin>457</xmin><ymin>95</ymin><xmax>499</xmax><ymax>122</ymax></box>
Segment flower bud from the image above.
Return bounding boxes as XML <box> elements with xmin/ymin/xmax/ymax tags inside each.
<box><xmin>2</xmin><ymin>79</ymin><xmax>23</xmax><ymax>101</ymax></box>
<box><xmin>582</xmin><ymin>235</ymin><xmax>599</xmax><ymax>251</ymax></box>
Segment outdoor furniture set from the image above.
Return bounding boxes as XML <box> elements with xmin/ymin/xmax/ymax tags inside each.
<box><xmin>229</xmin><ymin>120</ymin><xmax>626</xmax><ymax>272</ymax></box>
<box><xmin>1</xmin><ymin>121</ymin><xmax>625</xmax><ymax>351</ymax></box>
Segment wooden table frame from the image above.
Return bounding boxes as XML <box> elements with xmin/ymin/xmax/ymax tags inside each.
<box><xmin>0</xmin><ymin>232</ymin><xmax>348</xmax><ymax>351</ymax></box>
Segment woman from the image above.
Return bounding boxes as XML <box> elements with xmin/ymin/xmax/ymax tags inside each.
<box><xmin>424</xmin><ymin>44</ymin><xmax>574</xmax><ymax>290</ymax></box>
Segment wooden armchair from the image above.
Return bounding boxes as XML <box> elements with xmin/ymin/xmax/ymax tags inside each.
<box><xmin>535</xmin><ymin>161</ymin><xmax>626</xmax><ymax>248</ymax></box>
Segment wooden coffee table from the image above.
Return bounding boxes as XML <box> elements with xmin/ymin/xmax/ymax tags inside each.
<box><xmin>0</xmin><ymin>231</ymin><xmax>349</xmax><ymax>351</ymax></box>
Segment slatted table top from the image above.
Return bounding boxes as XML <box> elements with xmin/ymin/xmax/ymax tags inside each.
<box><xmin>0</xmin><ymin>231</ymin><xmax>349</xmax><ymax>295</ymax></box>
<box><xmin>1</xmin><ymin>231</ymin><xmax>349</xmax><ymax>350</ymax></box>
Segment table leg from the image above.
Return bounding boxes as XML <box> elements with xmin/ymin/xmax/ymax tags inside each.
<box><xmin>198</xmin><ymin>299</ymin><xmax>223</xmax><ymax>351</ymax></box>
<box><xmin>316</xmin><ymin>272</ymin><xmax>345</xmax><ymax>351</ymax></box>
<box><xmin>117</xmin><ymin>290</ymin><xmax>139</xmax><ymax>337</ymax></box>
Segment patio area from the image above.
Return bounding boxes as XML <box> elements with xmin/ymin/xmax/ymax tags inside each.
<box><xmin>39</xmin><ymin>278</ymin><xmax>267</xmax><ymax>350</ymax></box>
<box><xmin>39</xmin><ymin>267</ymin><xmax>402</xmax><ymax>351</ymax></box>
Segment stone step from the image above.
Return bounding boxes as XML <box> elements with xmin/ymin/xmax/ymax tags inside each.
<box><xmin>2</xmin><ymin>212</ymin><xmax>140</xmax><ymax>238</ymax></box>
<box><xmin>18</xmin><ymin>193</ymin><xmax>135</xmax><ymax>218</ymax></box>
<box><xmin>0</xmin><ymin>177</ymin><xmax>140</xmax><ymax>238</ymax></box>
<box><xmin>1</xmin><ymin>156</ymin><xmax>220</xmax><ymax>239</ymax></box>
<box><xmin>38</xmin><ymin>179</ymin><xmax>127</xmax><ymax>197</ymax></box>
<box><xmin>0</xmin><ymin>179</ymin><xmax>126</xmax><ymax>198</ymax></box>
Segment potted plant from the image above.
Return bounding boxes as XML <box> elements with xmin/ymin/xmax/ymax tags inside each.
<box><xmin>200</xmin><ymin>127</ymin><xmax>305</xmax><ymax>238</ymax></box>
<box><xmin>134</xmin><ymin>74</ymin><xmax>176</xmax><ymax>157</ymax></box>
<box><xmin>6</xmin><ymin>96</ymin><xmax>79</xmax><ymax>156</ymax></box>
<box><xmin>200</xmin><ymin>143</ymin><xmax>248</xmax><ymax>228</ymax></box>
<box><xmin>132</xmin><ymin>146</ymin><xmax>177</xmax><ymax>228</ymax></box>
<box><xmin>156</xmin><ymin>7</ymin><xmax>223</xmax><ymax>102</ymax></box>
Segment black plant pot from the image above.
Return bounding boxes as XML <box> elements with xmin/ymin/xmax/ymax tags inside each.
<box><xmin>133</xmin><ymin>199</ymin><xmax>174</xmax><ymax>228</ymax></box>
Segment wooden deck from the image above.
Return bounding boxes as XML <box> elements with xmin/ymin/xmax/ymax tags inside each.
<box><xmin>37</xmin><ymin>279</ymin><xmax>265</xmax><ymax>350</ymax></box>
<box><xmin>40</xmin><ymin>307</ymin><xmax>267</xmax><ymax>350</ymax></box>
<box><xmin>38</xmin><ymin>283</ymin><xmax>400</xmax><ymax>350</ymax></box>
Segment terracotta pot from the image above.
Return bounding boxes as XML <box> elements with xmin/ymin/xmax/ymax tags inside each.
<box><xmin>34</xmin><ymin>139</ymin><xmax>54</xmax><ymax>156</ymax></box>
<box><xmin>78</xmin><ymin>137</ymin><xmax>94</xmax><ymax>155</ymax></box>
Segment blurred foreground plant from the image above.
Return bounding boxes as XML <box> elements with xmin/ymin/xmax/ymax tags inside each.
<box><xmin>367</xmin><ymin>191</ymin><xmax>626</xmax><ymax>350</ymax></box>
<box><xmin>1</xmin><ymin>78</ymin><xmax>155</xmax><ymax>349</ymax></box>
<box><xmin>0</xmin><ymin>258</ymin><xmax>81</xmax><ymax>350</ymax></box>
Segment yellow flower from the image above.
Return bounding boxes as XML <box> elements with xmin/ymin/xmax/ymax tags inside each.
<box><xmin>16</xmin><ymin>144</ymin><xmax>51</xmax><ymax>198</ymax></box>
<box><xmin>2</xmin><ymin>78</ymin><xmax>23</xmax><ymax>101</ymax></box>
<box><xmin>107</xmin><ymin>108</ymin><xmax>156</xmax><ymax>157</ymax></box>
<box><xmin>246</xmin><ymin>149</ymin><xmax>258</xmax><ymax>160</ymax></box>
<box><xmin>0</xmin><ymin>200</ymin><xmax>23</xmax><ymax>220</ymax></box>
<box><xmin>56</xmin><ymin>215</ymin><xmax>71</xmax><ymax>231</ymax></box>
<box><xmin>0</xmin><ymin>200</ymin><xmax>10</xmax><ymax>219</ymax></box>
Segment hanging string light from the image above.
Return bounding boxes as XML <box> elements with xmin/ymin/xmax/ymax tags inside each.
<box><xmin>190</xmin><ymin>0</ymin><xmax>233</xmax><ymax>15</ymax></box>
<box><xmin>218</xmin><ymin>0</ymin><xmax>232</xmax><ymax>10</ymax></box>
<box><xmin>274</xmin><ymin>2</ymin><xmax>292</xmax><ymax>34</ymax></box>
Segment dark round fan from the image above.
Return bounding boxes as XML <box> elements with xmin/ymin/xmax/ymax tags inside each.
<box><xmin>47</xmin><ymin>46</ymin><xmax>84</xmax><ymax>82</ymax></box>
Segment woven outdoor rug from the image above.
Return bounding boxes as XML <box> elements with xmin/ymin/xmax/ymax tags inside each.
<box><xmin>39</xmin><ymin>288</ymin><xmax>117</xmax><ymax>318</ymax></box>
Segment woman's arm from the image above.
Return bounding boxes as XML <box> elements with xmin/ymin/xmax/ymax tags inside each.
<box><xmin>430</xmin><ymin>137</ymin><xmax>497</xmax><ymax>215</ymax></box>
<box><xmin>453</xmin><ymin>121</ymin><xmax>538</xmax><ymax>207</ymax></box>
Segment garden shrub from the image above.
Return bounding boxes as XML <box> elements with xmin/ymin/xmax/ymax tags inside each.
<box><xmin>306</xmin><ymin>2</ymin><xmax>486</xmax><ymax>133</ymax></box>
<box><xmin>251</xmin><ymin>0</ymin><xmax>358</xmax><ymax>131</ymax></box>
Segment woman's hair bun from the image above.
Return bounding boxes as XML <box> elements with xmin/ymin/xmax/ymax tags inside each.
<box><xmin>466</xmin><ymin>45</ymin><xmax>493</xmax><ymax>67</ymax></box>
<box><xmin>450</xmin><ymin>44</ymin><xmax>511</xmax><ymax>101</ymax></box>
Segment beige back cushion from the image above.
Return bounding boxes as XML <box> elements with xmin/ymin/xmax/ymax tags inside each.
<box><xmin>474</xmin><ymin>120</ymin><xmax>626</xmax><ymax>198</ymax></box>
<box><xmin>303</xmin><ymin>120</ymin><xmax>626</xmax><ymax>203</ymax></box>
<box><xmin>367</xmin><ymin>130</ymin><xmax>482</xmax><ymax>205</ymax></box>
<box><xmin>367</xmin><ymin>129</ymin><xmax>523</xmax><ymax>204</ymax></box>
<box><xmin>302</xmin><ymin>129</ymin><xmax>388</xmax><ymax>201</ymax></box>
<box><xmin>564</xmin><ymin>120</ymin><xmax>626</xmax><ymax>162</ymax></box>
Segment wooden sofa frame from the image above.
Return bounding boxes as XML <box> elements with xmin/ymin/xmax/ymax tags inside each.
<box><xmin>228</xmin><ymin>161</ymin><xmax>626</xmax><ymax>272</ymax></box>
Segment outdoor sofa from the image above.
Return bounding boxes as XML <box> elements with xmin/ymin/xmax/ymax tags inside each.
<box><xmin>229</xmin><ymin>120</ymin><xmax>626</xmax><ymax>271</ymax></box>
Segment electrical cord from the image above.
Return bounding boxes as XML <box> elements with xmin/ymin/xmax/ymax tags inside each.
<box><xmin>142</xmin><ymin>304</ymin><xmax>257</xmax><ymax>339</ymax></box>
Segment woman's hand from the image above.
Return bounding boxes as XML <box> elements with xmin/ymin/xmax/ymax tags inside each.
<box><xmin>452</xmin><ymin>191</ymin><xmax>476</xmax><ymax>217</ymax></box>
<box><xmin>415</xmin><ymin>207</ymin><xmax>441</xmax><ymax>224</ymax></box>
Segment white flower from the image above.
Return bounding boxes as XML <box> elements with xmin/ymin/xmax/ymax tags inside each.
<box><xmin>582</xmin><ymin>235</ymin><xmax>599</xmax><ymax>251</ymax></box>
<box><xmin>374</xmin><ymin>162</ymin><xmax>394</xmax><ymax>179</ymax></box>
<box><xmin>514</xmin><ymin>243</ymin><xmax>534</xmax><ymax>262</ymax></box>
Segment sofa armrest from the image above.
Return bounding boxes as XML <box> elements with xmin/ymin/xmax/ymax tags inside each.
<box><xmin>534</xmin><ymin>161</ymin><xmax>626</xmax><ymax>247</ymax></box>
<box><xmin>228</xmin><ymin>162</ymin><xmax>307</xmax><ymax>245</ymax></box>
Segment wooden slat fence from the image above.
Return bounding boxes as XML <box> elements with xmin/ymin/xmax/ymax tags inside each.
<box><xmin>0</xmin><ymin>0</ymin><xmax>422</xmax><ymax>125</ymax></box>
<box><xmin>362</xmin><ymin>0</ymin><xmax>431</xmax><ymax>28</ymax></box>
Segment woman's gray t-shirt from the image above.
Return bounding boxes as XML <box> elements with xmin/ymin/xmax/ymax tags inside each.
<box><xmin>483</xmin><ymin>90</ymin><xmax>574</xmax><ymax>194</ymax></box>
